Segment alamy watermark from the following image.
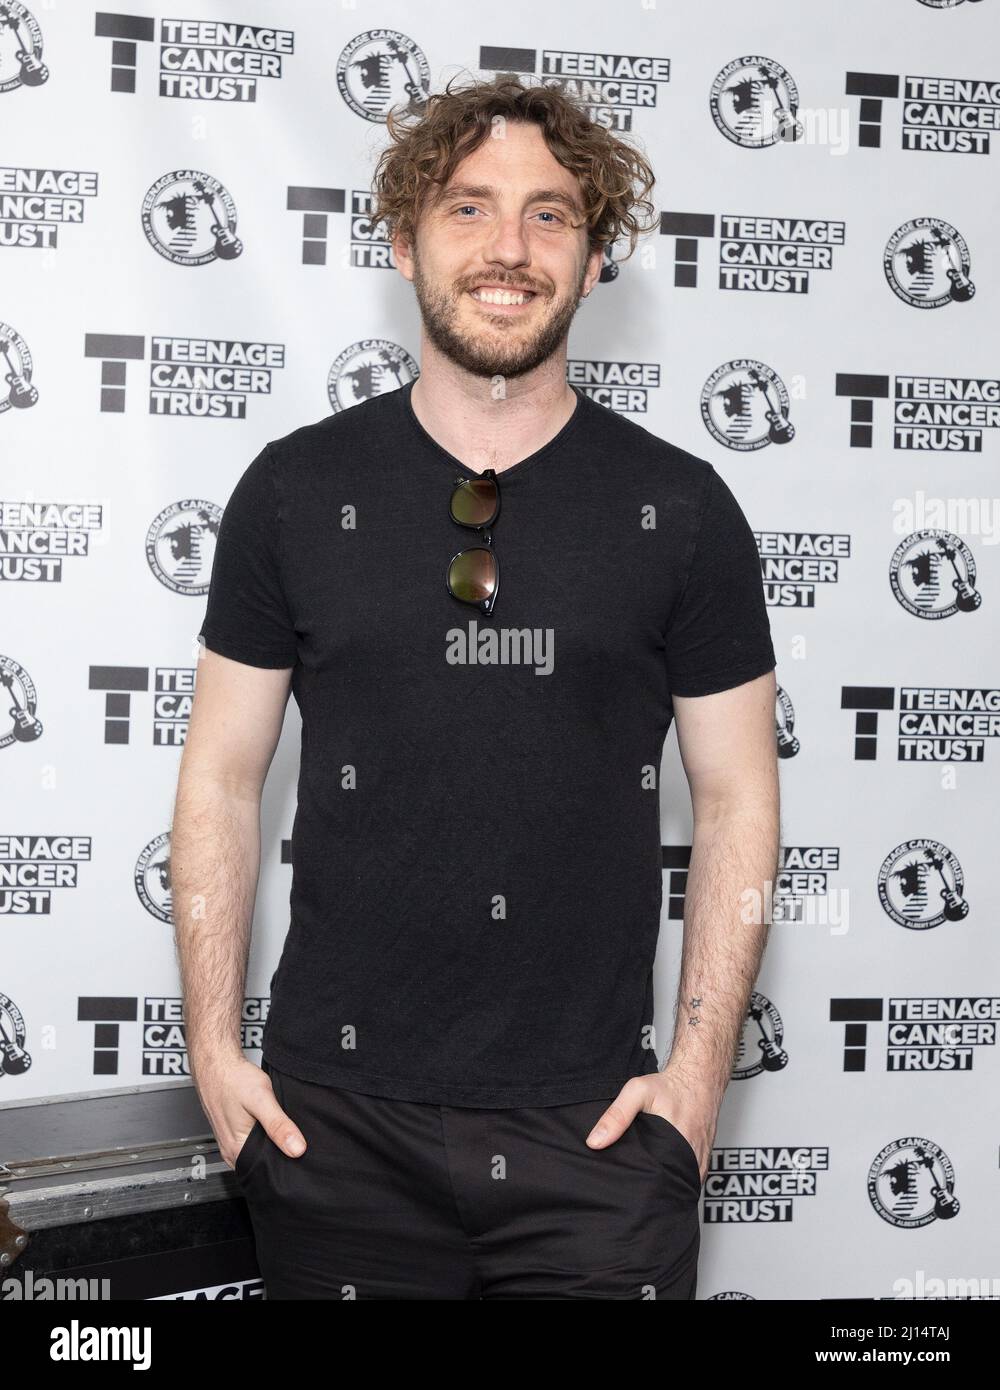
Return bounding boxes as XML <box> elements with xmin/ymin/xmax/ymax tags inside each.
<box><xmin>2</xmin><ymin>1271</ymin><xmax>111</xmax><ymax>1300</ymax></box>
<box><xmin>446</xmin><ymin>620</ymin><xmax>554</xmax><ymax>676</ymax></box>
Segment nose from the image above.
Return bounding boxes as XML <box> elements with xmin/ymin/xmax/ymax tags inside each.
<box><xmin>481</xmin><ymin>211</ymin><xmax>531</xmax><ymax>269</ymax></box>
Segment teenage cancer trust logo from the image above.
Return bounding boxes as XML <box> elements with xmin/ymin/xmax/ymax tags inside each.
<box><xmin>0</xmin><ymin>4</ymin><xmax>49</xmax><ymax>92</ymax></box>
<box><xmin>889</xmin><ymin>529</ymin><xmax>981</xmax><ymax>618</ymax></box>
<box><xmin>0</xmin><ymin>322</ymin><xmax>39</xmax><ymax>410</ymax></box>
<box><xmin>701</xmin><ymin>360</ymin><xmax>795</xmax><ymax>449</ymax></box>
<box><xmin>336</xmin><ymin>31</ymin><xmax>429</xmax><ymax>122</ymax></box>
<box><xmin>710</xmin><ymin>57</ymin><xmax>803</xmax><ymax>146</ymax></box>
<box><xmin>327</xmin><ymin>340</ymin><xmax>419</xmax><ymax>412</ymax></box>
<box><xmin>0</xmin><ymin>993</ymin><xmax>31</xmax><ymax>1077</ymax></box>
<box><xmin>0</xmin><ymin>656</ymin><xmax>43</xmax><ymax>749</ymax></box>
<box><xmin>135</xmin><ymin>832</ymin><xmax>172</xmax><ymax>923</ymax></box>
<box><xmin>141</xmin><ymin>170</ymin><xmax>243</xmax><ymax>265</ymax></box>
<box><xmin>884</xmin><ymin>218</ymin><xmax>975</xmax><ymax>308</ymax></box>
<box><xmin>733</xmin><ymin>992</ymin><xmax>789</xmax><ymax>1079</ymax></box>
<box><xmin>867</xmin><ymin>1138</ymin><xmax>959</xmax><ymax>1227</ymax></box>
<box><xmin>145</xmin><ymin>500</ymin><xmax>222</xmax><ymax>593</ymax></box>
<box><xmin>877</xmin><ymin>838</ymin><xmax>969</xmax><ymax>930</ymax></box>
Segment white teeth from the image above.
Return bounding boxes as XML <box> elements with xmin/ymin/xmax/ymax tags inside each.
<box><xmin>471</xmin><ymin>289</ymin><xmax>532</xmax><ymax>305</ymax></box>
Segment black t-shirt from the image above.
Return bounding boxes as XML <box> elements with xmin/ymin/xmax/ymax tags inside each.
<box><xmin>197</xmin><ymin>380</ymin><xmax>776</xmax><ymax>1107</ymax></box>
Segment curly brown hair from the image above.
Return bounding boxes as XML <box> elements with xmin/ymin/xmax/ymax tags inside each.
<box><xmin>369</xmin><ymin>72</ymin><xmax>657</xmax><ymax>263</ymax></box>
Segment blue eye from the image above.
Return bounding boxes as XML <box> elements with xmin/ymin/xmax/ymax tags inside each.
<box><xmin>452</xmin><ymin>205</ymin><xmax>563</xmax><ymax>224</ymax></box>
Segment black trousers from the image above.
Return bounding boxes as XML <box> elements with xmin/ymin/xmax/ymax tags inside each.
<box><xmin>233</xmin><ymin>1058</ymin><xmax>702</xmax><ymax>1300</ymax></box>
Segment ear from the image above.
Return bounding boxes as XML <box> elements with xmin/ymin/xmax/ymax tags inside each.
<box><xmin>582</xmin><ymin>244</ymin><xmax>604</xmax><ymax>296</ymax></box>
<box><xmin>393</xmin><ymin>230</ymin><xmax>415</xmax><ymax>284</ymax></box>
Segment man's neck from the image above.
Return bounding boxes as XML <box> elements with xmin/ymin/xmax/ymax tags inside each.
<box><xmin>409</xmin><ymin>359</ymin><xmax>577</xmax><ymax>475</ymax></box>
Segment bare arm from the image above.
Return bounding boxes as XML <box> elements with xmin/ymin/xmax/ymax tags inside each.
<box><xmin>664</xmin><ymin>668</ymin><xmax>780</xmax><ymax>1106</ymax></box>
<box><xmin>171</xmin><ymin>646</ymin><xmax>305</xmax><ymax>1165</ymax></box>
<box><xmin>586</xmin><ymin>670</ymin><xmax>779</xmax><ymax>1180</ymax></box>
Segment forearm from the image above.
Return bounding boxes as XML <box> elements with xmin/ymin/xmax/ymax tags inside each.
<box><xmin>170</xmin><ymin>773</ymin><xmax>261</xmax><ymax>1080</ymax></box>
<box><xmin>663</xmin><ymin>797</ymin><xmax>780</xmax><ymax>1106</ymax></box>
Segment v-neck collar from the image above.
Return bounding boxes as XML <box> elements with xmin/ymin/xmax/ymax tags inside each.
<box><xmin>399</xmin><ymin>377</ymin><xmax>585</xmax><ymax>481</ymax></box>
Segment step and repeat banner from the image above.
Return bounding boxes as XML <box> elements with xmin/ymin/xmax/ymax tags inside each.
<box><xmin>3</xmin><ymin>1</ymin><xmax>999</xmax><ymax>1299</ymax></box>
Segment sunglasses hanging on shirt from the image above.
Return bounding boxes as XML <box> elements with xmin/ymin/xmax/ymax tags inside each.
<box><xmin>446</xmin><ymin>468</ymin><xmax>500</xmax><ymax>615</ymax></box>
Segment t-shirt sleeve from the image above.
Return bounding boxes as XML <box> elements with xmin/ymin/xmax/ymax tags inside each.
<box><xmin>664</xmin><ymin>464</ymin><xmax>776</xmax><ymax>697</ymax></box>
<box><xmin>197</xmin><ymin>443</ymin><xmax>298</xmax><ymax>669</ymax></box>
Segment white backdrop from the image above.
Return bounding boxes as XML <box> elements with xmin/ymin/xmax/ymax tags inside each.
<box><xmin>3</xmin><ymin>0</ymin><xmax>999</xmax><ymax>1299</ymax></box>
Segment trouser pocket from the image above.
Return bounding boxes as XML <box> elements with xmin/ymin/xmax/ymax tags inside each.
<box><xmin>233</xmin><ymin>1055</ymin><xmax>276</xmax><ymax>1185</ymax></box>
<box><xmin>233</xmin><ymin>1117</ymin><xmax>268</xmax><ymax>1183</ymax></box>
<box><xmin>632</xmin><ymin>1110</ymin><xmax>703</xmax><ymax>1195</ymax></box>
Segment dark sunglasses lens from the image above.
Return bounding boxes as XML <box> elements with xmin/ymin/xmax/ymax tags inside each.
<box><xmin>449</xmin><ymin>548</ymin><xmax>497</xmax><ymax>604</ymax></box>
<box><xmin>450</xmin><ymin>477</ymin><xmax>498</xmax><ymax>527</ymax></box>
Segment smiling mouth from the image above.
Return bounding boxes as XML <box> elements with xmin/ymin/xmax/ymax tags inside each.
<box><xmin>467</xmin><ymin>287</ymin><xmax>537</xmax><ymax>309</ymax></box>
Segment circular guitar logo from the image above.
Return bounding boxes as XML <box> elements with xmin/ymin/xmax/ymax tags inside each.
<box><xmin>710</xmin><ymin>57</ymin><xmax>803</xmax><ymax>147</ymax></box>
<box><xmin>702</xmin><ymin>360</ymin><xmax>795</xmax><ymax>450</ymax></box>
<box><xmin>0</xmin><ymin>657</ymin><xmax>43</xmax><ymax>749</ymax></box>
<box><xmin>142</xmin><ymin>171</ymin><xmax>243</xmax><ymax>266</ymax></box>
<box><xmin>336</xmin><ymin>30</ymin><xmax>430</xmax><ymax>123</ymax></box>
<box><xmin>877</xmin><ymin>838</ymin><xmax>968</xmax><ymax>930</ymax></box>
<box><xmin>776</xmin><ymin>685</ymin><xmax>799</xmax><ymax>759</ymax></box>
<box><xmin>868</xmin><ymin>1138</ymin><xmax>960</xmax><ymax>1227</ymax></box>
<box><xmin>0</xmin><ymin>994</ymin><xmax>31</xmax><ymax>1077</ymax></box>
<box><xmin>145</xmin><ymin>500</ymin><xmax>222</xmax><ymax>594</ymax></box>
<box><xmin>0</xmin><ymin>4</ymin><xmax>49</xmax><ymax>93</ymax></box>
<box><xmin>890</xmin><ymin>530</ymin><xmax>980</xmax><ymax>619</ymax></box>
<box><xmin>135</xmin><ymin>832</ymin><xmax>173</xmax><ymax>923</ymax></box>
<box><xmin>733</xmin><ymin>991</ymin><xmax>789</xmax><ymax>1079</ymax></box>
<box><xmin>884</xmin><ymin>219</ymin><xmax>974</xmax><ymax>308</ymax></box>
<box><xmin>327</xmin><ymin>341</ymin><xmax>419</xmax><ymax>412</ymax></box>
<box><xmin>0</xmin><ymin>323</ymin><xmax>38</xmax><ymax>411</ymax></box>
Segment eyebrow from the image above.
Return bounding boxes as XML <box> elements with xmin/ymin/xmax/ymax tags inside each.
<box><xmin>437</xmin><ymin>183</ymin><xmax>582</xmax><ymax>216</ymax></box>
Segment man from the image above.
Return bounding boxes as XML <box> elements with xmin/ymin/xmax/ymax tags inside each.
<box><xmin>173</xmin><ymin>75</ymin><xmax>779</xmax><ymax>1300</ymax></box>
